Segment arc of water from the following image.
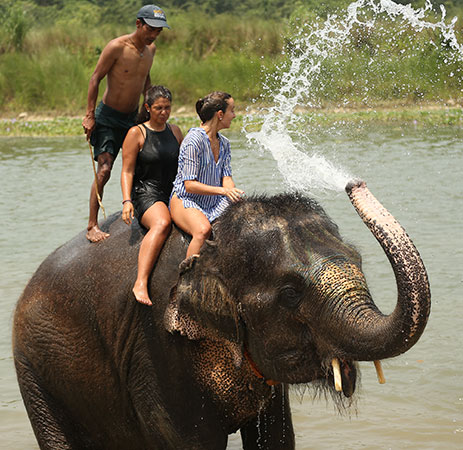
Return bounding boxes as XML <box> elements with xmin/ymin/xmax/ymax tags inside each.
<box><xmin>245</xmin><ymin>0</ymin><xmax>462</xmax><ymax>194</ymax></box>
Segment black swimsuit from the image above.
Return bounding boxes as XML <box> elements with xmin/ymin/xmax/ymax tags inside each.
<box><xmin>132</xmin><ymin>123</ymin><xmax>180</xmax><ymax>220</ymax></box>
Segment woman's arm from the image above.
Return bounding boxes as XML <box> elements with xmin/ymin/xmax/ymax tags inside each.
<box><xmin>222</xmin><ymin>176</ymin><xmax>244</xmax><ymax>202</ymax></box>
<box><xmin>219</xmin><ymin>140</ymin><xmax>243</xmax><ymax>202</ymax></box>
<box><xmin>183</xmin><ymin>180</ymin><xmax>225</xmax><ymax>196</ymax></box>
<box><xmin>179</xmin><ymin>131</ymin><xmax>242</xmax><ymax>201</ymax></box>
<box><xmin>170</xmin><ymin>123</ymin><xmax>184</xmax><ymax>146</ymax></box>
<box><xmin>121</xmin><ymin>126</ymin><xmax>143</xmax><ymax>224</ymax></box>
<box><xmin>222</xmin><ymin>176</ymin><xmax>235</xmax><ymax>189</ymax></box>
<box><xmin>184</xmin><ymin>177</ymin><xmax>244</xmax><ymax>202</ymax></box>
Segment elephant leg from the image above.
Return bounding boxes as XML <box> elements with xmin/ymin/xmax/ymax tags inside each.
<box><xmin>240</xmin><ymin>384</ymin><xmax>295</xmax><ymax>450</ymax></box>
<box><xmin>15</xmin><ymin>355</ymin><xmax>95</xmax><ymax>450</ymax></box>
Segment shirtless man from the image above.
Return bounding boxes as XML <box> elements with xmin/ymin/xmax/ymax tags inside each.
<box><xmin>82</xmin><ymin>5</ymin><xmax>170</xmax><ymax>242</ymax></box>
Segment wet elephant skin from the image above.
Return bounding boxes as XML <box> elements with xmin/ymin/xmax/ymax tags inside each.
<box><xmin>13</xmin><ymin>190</ymin><xmax>430</xmax><ymax>450</ymax></box>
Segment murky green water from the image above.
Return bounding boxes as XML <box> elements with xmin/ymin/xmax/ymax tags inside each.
<box><xmin>1</xmin><ymin>125</ymin><xmax>462</xmax><ymax>449</ymax></box>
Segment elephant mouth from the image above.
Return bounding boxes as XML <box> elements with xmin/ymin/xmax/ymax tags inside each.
<box><xmin>329</xmin><ymin>358</ymin><xmax>357</xmax><ymax>398</ymax></box>
<box><xmin>249</xmin><ymin>349</ymin><xmax>383</xmax><ymax>399</ymax></box>
<box><xmin>328</xmin><ymin>358</ymin><xmax>386</xmax><ymax>398</ymax></box>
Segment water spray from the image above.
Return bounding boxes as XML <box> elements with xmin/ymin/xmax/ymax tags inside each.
<box><xmin>245</xmin><ymin>0</ymin><xmax>462</xmax><ymax>195</ymax></box>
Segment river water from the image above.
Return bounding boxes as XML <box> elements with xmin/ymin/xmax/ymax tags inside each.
<box><xmin>1</xmin><ymin>125</ymin><xmax>462</xmax><ymax>449</ymax></box>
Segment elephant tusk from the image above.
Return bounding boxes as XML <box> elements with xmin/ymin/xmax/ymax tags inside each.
<box><xmin>332</xmin><ymin>358</ymin><xmax>343</xmax><ymax>392</ymax></box>
<box><xmin>374</xmin><ymin>360</ymin><xmax>386</xmax><ymax>384</ymax></box>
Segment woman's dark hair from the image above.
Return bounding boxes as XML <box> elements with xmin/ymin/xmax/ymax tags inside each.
<box><xmin>137</xmin><ymin>85</ymin><xmax>172</xmax><ymax>123</ymax></box>
<box><xmin>195</xmin><ymin>91</ymin><xmax>232</xmax><ymax>123</ymax></box>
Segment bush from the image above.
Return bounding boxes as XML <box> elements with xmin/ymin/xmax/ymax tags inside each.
<box><xmin>0</xmin><ymin>2</ymin><xmax>462</xmax><ymax>115</ymax></box>
<box><xmin>0</xmin><ymin>2</ymin><xmax>29</xmax><ymax>52</ymax></box>
<box><xmin>0</xmin><ymin>10</ymin><xmax>286</xmax><ymax>114</ymax></box>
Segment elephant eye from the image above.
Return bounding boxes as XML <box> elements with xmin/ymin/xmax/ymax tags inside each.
<box><xmin>278</xmin><ymin>285</ymin><xmax>302</xmax><ymax>309</ymax></box>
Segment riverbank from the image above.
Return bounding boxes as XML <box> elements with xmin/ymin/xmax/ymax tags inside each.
<box><xmin>1</xmin><ymin>104</ymin><xmax>462</xmax><ymax>137</ymax></box>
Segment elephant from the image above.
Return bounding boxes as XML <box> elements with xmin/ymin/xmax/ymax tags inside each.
<box><xmin>13</xmin><ymin>180</ymin><xmax>430</xmax><ymax>450</ymax></box>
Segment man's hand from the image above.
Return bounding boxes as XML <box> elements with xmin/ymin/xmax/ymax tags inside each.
<box><xmin>82</xmin><ymin>113</ymin><xmax>96</xmax><ymax>140</ymax></box>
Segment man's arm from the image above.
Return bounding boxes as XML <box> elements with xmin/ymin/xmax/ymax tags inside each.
<box><xmin>143</xmin><ymin>73</ymin><xmax>151</xmax><ymax>100</ymax></box>
<box><xmin>82</xmin><ymin>40</ymin><xmax>122</xmax><ymax>139</ymax></box>
<box><xmin>141</xmin><ymin>44</ymin><xmax>155</xmax><ymax>104</ymax></box>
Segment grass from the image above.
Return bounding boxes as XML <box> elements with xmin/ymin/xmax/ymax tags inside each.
<box><xmin>2</xmin><ymin>105</ymin><xmax>462</xmax><ymax>137</ymax></box>
<box><xmin>0</xmin><ymin>12</ymin><xmax>284</xmax><ymax>115</ymax></box>
<box><xmin>1</xmin><ymin>6</ymin><xmax>462</xmax><ymax>129</ymax></box>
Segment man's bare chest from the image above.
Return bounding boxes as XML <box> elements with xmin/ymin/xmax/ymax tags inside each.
<box><xmin>111</xmin><ymin>51</ymin><xmax>153</xmax><ymax>80</ymax></box>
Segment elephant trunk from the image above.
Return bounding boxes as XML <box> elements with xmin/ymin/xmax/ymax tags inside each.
<box><xmin>324</xmin><ymin>181</ymin><xmax>431</xmax><ymax>362</ymax></box>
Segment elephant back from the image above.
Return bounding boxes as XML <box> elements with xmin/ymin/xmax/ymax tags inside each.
<box><xmin>14</xmin><ymin>212</ymin><xmax>187</xmax><ymax>345</ymax></box>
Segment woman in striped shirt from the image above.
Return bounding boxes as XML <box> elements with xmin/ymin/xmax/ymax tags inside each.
<box><xmin>170</xmin><ymin>91</ymin><xmax>244</xmax><ymax>258</ymax></box>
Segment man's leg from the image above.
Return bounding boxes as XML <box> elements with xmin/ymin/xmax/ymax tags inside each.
<box><xmin>86</xmin><ymin>152</ymin><xmax>115</xmax><ymax>243</ymax></box>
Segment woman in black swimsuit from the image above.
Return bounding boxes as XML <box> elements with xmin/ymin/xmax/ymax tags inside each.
<box><xmin>121</xmin><ymin>85</ymin><xmax>183</xmax><ymax>305</ymax></box>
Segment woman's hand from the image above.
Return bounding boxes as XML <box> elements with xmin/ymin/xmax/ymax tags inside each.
<box><xmin>223</xmin><ymin>187</ymin><xmax>245</xmax><ymax>203</ymax></box>
<box><xmin>122</xmin><ymin>201</ymin><xmax>134</xmax><ymax>225</ymax></box>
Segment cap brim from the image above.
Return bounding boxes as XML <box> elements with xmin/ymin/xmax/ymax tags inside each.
<box><xmin>143</xmin><ymin>18</ymin><xmax>170</xmax><ymax>29</ymax></box>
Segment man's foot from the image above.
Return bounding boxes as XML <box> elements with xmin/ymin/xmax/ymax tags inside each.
<box><xmin>133</xmin><ymin>281</ymin><xmax>152</xmax><ymax>306</ymax></box>
<box><xmin>86</xmin><ymin>225</ymin><xmax>110</xmax><ymax>243</ymax></box>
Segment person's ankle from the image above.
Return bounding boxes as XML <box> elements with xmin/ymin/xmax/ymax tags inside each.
<box><xmin>179</xmin><ymin>254</ymin><xmax>199</xmax><ymax>272</ymax></box>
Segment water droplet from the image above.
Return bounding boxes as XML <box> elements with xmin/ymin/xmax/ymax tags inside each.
<box><xmin>243</xmin><ymin>0</ymin><xmax>463</xmax><ymax>195</ymax></box>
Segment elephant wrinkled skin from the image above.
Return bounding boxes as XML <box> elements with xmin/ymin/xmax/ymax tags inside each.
<box><xmin>13</xmin><ymin>182</ymin><xmax>430</xmax><ymax>449</ymax></box>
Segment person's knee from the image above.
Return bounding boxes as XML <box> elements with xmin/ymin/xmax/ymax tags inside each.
<box><xmin>154</xmin><ymin>217</ymin><xmax>171</xmax><ymax>235</ymax></box>
<box><xmin>144</xmin><ymin>213</ymin><xmax>171</xmax><ymax>235</ymax></box>
<box><xmin>193</xmin><ymin>222</ymin><xmax>211</xmax><ymax>241</ymax></box>
<box><xmin>97</xmin><ymin>166</ymin><xmax>112</xmax><ymax>183</ymax></box>
<box><xmin>97</xmin><ymin>154</ymin><xmax>114</xmax><ymax>182</ymax></box>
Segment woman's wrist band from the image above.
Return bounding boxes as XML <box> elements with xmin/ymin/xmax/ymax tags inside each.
<box><xmin>122</xmin><ymin>199</ymin><xmax>132</xmax><ymax>205</ymax></box>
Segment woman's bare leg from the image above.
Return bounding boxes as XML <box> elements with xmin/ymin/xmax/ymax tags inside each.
<box><xmin>170</xmin><ymin>195</ymin><xmax>211</xmax><ymax>257</ymax></box>
<box><xmin>133</xmin><ymin>202</ymin><xmax>171</xmax><ymax>305</ymax></box>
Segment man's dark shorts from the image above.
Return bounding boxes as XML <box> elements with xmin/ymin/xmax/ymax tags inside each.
<box><xmin>90</xmin><ymin>101</ymin><xmax>138</xmax><ymax>161</ymax></box>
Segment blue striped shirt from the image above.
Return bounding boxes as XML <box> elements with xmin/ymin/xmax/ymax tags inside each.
<box><xmin>172</xmin><ymin>127</ymin><xmax>233</xmax><ymax>222</ymax></box>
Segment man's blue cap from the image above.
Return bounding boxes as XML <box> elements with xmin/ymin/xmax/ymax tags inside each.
<box><xmin>137</xmin><ymin>5</ymin><xmax>170</xmax><ymax>29</ymax></box>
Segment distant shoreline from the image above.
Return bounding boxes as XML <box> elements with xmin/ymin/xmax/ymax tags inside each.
<box><xmin>1</xmin><ymin>104</ymin><xmax>462</xmax><ymax>137</ymax></box>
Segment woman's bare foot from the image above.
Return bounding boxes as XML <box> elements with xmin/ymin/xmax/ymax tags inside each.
<box><xmin>133</xmin><ymin>281</ymin><xmax>152</xmax><ymax>306</ymax></box>
<box><xmin>86</xmin><ymin>225</ymin><xmax>110</xmax><ymax>243</ymax></box>
<box><xmin>179</xmin><ymin>254</ymin><xmax>200</xmax><ymax>272</ymax></box>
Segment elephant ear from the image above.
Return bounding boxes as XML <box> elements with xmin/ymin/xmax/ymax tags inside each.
<box><xmin>164</xmin><ymin>248</ymin><xmax>244</xmax><ymax>344</ymax></box>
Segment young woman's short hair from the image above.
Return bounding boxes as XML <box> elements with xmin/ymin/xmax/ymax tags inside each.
<box><xmin>195</xmin><ymin>91</ymin><xmax>232</xmax><ymax>123</ymax></box>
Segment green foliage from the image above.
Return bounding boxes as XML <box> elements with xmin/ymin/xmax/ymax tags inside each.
<box><xmin>2</xmin><ymin>108</ymin><xmax>462</xmax><ymax>137</ymax></box>
<box><xmin>0</xmin><ymin>116</ymin><xmax>85</xmax><ymax>136</ymax></box>
<box><xmin>19</xmin><ymin>0</ymin><xmax>463</xmax><ymax>21</ymax></box>
<box><xmin>0</xmin><ymin>49</ymin><xmax>88</xmax><ymax>112</ymax></box>
<box><xmin>0</xmin><ymin>1</ymin><xmax>29</xmax><ymax>52</ymax></box>
<box><xmin>276</xmin><ymin>2</ymin><xmax>463</xmax><ymax>110</ymax></box>
<box><xmin>308</xmin><ymin>21</ymin><xmax>462</xmax><ymax>107</ymax></box>
<box><xmin>53</xmin><ymin>1</ymin><xmax>102</xmax><ymax>28</ymax></box>
<box><xmin>153</xmin><ymin>49</ymin><xmax>275</xmax><ymax>105</ymax></box>
<box><xmin>0</xmin><ymin>1</ymin><xmax>462</xmax><ymax>116</ymax></box>
<box><xmin>162</xmin><ymin>11</ymin><xmax>284</xmax><ymax>57</ymax></box>
<box><xmin>0</xmin><ymin>9</ymin><xmax>285</xmax><ymax>114</ymax></box>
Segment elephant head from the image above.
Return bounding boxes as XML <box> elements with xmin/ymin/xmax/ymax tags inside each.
<box><xmin>165</xmin><ymin>181</ymin><xmax>430</xmax><ymax>399</ymax></box>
